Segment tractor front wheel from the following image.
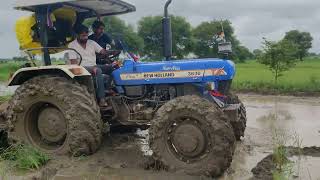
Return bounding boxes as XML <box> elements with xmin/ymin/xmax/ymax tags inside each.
<box><xmin>149</xmin><ymin>95</ymin><xmax>235</xmax><ymax>177</ymax></box>
<box><xmin>6</xmin><ymin>76</ymin><xmax>104</xmax><ymax>156</ymax></box>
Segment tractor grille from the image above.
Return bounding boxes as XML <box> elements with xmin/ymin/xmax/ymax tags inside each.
<box><xmin>218</xmin><ymin>80</ymin><xmax>232</xmax><ymax>95</ymax></box>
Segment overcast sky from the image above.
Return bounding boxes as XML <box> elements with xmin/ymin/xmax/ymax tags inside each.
<box><xmin>1</xmin><ymin>0</ymin><xmax>319</xmax><ymax>58</ymax></box>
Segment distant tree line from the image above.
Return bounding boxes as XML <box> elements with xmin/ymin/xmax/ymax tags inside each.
<box><xmin>85</xmin><ymin>16</ymin><xmax>254</xmax><ymax>62</ymax></box>
<box><xmin>85</xmin><ymin>16</ymin><xmax>316</xmax><ymax>64</ymax></box>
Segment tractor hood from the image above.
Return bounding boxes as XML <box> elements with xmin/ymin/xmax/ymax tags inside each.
<box><xmin>14</xmin><ymin>0</ymin><xmax>136</xmax><ymax>17</ymax></box>
<box><xmin>113</xmin><ymin>58</ymin><xmax>236</xmax><ymax>86</ymax></box>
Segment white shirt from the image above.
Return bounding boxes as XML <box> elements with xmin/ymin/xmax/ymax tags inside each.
<box><xmin>67</xmin><ymin>39</ymin><xmax>103</xmax><ymax>66</ymax></box>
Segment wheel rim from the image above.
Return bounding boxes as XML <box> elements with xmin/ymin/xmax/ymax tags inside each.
<box><xmin>38</xmin><ymin>107</ymin><xmax>67</xmax><ymax>143</ymax></box>
<box><xmin>167</xmin><ymin>117</ymin><xmax>211</xmax><ymax>163</ymax></box>
<box><xmin>25</xmin><ymin>102</ymin><xmax>67</xmax><ymax>151</ymax></box>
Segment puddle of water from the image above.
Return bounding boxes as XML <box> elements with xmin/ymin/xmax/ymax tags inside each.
<box><xmin>241</xmin><ymin>94</ymin><xmax>320</xmax><ymax>147</ymax></box>
<box><xmin>2</xmin><ymin>94</ymin><xmax>320</xmax><ymax>180</ymax></box>
<box><xmin>290</xmin><ymin>156</ymin><xmax>320</xmax><ymax>179</ymax></box>
<box><xmin>220</xmin><ymin>94</ymin><xmax>320</xmax><ymax>179</ymax></box>
<box><xmin>0</xmin><ymin>83</ymin><xmax>17</xmax><ymax>96</ymax></box>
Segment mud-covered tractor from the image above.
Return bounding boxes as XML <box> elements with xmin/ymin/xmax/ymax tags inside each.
<box><xmin>0</xmin><ymin>0</ymin><xmax>247</xmax><ymax>177</ymax></box>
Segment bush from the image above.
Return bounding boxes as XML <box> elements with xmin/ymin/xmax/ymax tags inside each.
<box><xmin>0</xmin><ymin>144</ymin><xmax>50</xmax><ymax>170</ymax></box>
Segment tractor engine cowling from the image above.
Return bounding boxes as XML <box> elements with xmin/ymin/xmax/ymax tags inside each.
<box><xmin>112</xmin><ymin>58</ymin><xmax>236</xmax><ymax>89</ymax></box>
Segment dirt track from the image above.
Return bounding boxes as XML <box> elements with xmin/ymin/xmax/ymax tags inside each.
<box><xmin>2</xmin><ymin>94</ymin><xmax>320</xmax><ymax>179</ymax></box>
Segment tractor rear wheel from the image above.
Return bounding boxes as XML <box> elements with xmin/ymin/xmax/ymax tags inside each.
<box><xmin>226</xmin><ymin>93</ymin><xmax>247</xmax><ymax>140</ymax></box>
<box><xmin>149</xmin><ymin>95</ymin><xmax>235</xmax><ymax>177</ymax></box>
<box><xmin>6</xmin><ymin>76</ymin><xmax>104</xmax><ymax>156</ymax></box>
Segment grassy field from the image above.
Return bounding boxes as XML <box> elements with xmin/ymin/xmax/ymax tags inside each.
<box><xmin>0</xmin><ymin>62</ymin><xmax>22</xmax><ymax>82</ymax></box>
<box><xmin>1</xmin><ymin>58</ymin><xmax>320</xmax><ymax>94</ymax></box>
<box><xmin>0</xmin><ymin>60</ymin><xmax>64</xmax><ymax>82</ymax></box>
<box><xmin>232</xmin><ymin>57</ymin><xmax>320</xmax><ymax>94</ymax></box>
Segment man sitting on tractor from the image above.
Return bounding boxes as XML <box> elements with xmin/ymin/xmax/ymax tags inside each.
<box><xmin>89</xmin><ymin>20</ymin><xmax>127</xmax><ymax>64</ymax></box>
<box><xmin>90</xmin><ymin>20</ymin><xmax>113</xmax><ymax>49</ymax></box>
<box><xmin>68</xmin><ymin>25</ymin><xmax>114</xmax><ymax>106</ymax></box>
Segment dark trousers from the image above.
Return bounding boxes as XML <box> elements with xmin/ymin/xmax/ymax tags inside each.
<box><xmin>85</xmin><ymin>65</ymin><xmax>113</xmax><ymax>101</ymax></box>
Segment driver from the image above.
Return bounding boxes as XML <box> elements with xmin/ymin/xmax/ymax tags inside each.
<box><xmin>68</xmin><ymin>25</ymin><xmax>114</xmax><ymax>106</ymax></box>
<box><xmin>89</xmin><ymin>20</ymin><xmax>114</xmax><ymax>65</ymax></box>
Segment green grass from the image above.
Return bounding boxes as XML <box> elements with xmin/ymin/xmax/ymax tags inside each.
<box><xmin>0</xmin><ymin>144</ymin><xmax>50</xmax><ymax>171</ymax></box>
<box><xmin>0</xmin><ymin>60</ymin><xmax>66</xmax><ymax>82</ymax></box>
<box><xmin>0</xmin><ymin>61</ymin><xmax>21</xmax><ymax>82</ymax></box>
<box><xmin>0</xmin><ymin>95</ymin><xmax>11</xmax><ymax>104</ymax></box>
<box><xmin>1</xmin><ymin>58</ymin><xmax>320</xmax><ymax>94</ymax></box>
<box><xmin>233</xmin><ymin>57</ymin><xmax>320</xmax><ymax>94</ymax></box>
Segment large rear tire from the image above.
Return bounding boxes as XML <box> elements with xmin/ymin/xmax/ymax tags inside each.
<box><xmin>226</xmin><ymin>93</ymin><xmax>247</xmax><ymax>141</ymax></box>
<box><xmin>6</xmin><ymin>76</ymin><xmax>104</xmax><ymax>156</ymax></box>
<box><xmin>149</xmin><ymin>95</ymin><xmax>235</xmax><ymax>177</ymax></box>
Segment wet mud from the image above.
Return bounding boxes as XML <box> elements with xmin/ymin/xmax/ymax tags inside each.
<box><xmin>29</xmin><ymin>131</ymin><xmax>210</xmax><ymax>180</ymax></box>
<box><xmin>1</xmin><ymin>94</ymin><xmax>320</xmax><ymax>179</ymax></box>
<box><xmin>251</xmin><ymin>146</ymin><xmax>320</xmax><ymax>180</ymax></box>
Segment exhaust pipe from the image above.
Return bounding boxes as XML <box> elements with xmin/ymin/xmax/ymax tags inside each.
<box><xmin>163</xmin><ymin>0</ymin><xmax>173</xmax><ymax>61</ymax></box>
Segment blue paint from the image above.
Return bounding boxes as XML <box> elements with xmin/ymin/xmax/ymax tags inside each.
<box><xmin>112</xmin><ymin>58</ymin><xmax>236</xmax><ymax>87</ymax></box>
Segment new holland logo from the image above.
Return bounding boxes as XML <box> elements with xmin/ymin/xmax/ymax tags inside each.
<box><xmin>162</xmin><ymin>66</ymin><xmax>181</xmax><ymax>71</ymax></box>
<box><xmin>120</xmin><ymin>68</ymin><xmax>227</xmax><ymax>80</ymax></box>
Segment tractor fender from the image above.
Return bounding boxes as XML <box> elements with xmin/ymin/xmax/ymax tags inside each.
<box><xmin>8</xmin><ymin>65</ymin><xmax>91</xmax><ymax>86</ymax></box>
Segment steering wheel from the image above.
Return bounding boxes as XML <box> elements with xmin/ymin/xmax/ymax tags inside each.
<box><xmin>107</xmin><ymin>50</ymin><xmax>122</xmax><ymax>60</ymax></box>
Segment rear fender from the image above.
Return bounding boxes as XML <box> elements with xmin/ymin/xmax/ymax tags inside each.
<box><xmin>223</xmin><ymin>103</ymin><xmax>241</xmax><ymax>122</ymax></box>
<box><xmin>205</xmin><ymin>92</ymin><xmax>241</xmax><ymax>122</ymax></box>
<box><xmin>8</xmin><ymin>65</ymin><xmax>91</xmax><ymax>86</ymax></box>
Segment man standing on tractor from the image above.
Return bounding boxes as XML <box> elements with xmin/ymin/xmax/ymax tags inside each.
<box><xmin>68</xmin><ymin>25</ymin><xmax>113</xmax><ymax>106</ymax></box>
<box><xmin>89</xmin><ymin>20</ymin><xmax>115</xmax><ymax>65</ymax></box>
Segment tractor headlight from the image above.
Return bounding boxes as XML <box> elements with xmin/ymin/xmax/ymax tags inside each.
<box><xmin>206</xmin><ymin>82</ymin><xmax>215</xmax><ymax>91</ymax></box>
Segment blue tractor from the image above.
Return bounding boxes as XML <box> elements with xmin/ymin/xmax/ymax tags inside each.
<box><xmin>3</xmin><ymin>0</ymin><xmax>246</xmax><ymax>177</ymax></box>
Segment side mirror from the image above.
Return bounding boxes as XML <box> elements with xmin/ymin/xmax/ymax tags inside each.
<box><xmin>218</xmin><ymin>42</ymin><xmax>232</xmax><ymax>54</ymax></box>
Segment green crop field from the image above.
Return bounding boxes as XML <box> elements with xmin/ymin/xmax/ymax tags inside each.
<box><xmin>232</xmin><ymin>57</ymin><xmax>320</xmax><ymax>94</ymax></box>
<box><xmin>0</xmin><ymin>61</ymin><xmax>22</xmax><ymax>82</ymax></box>
<box><xmin>0</xmin><ymin>58</ymin><xmax>320</xmax><ymax>94</ymax></box>
<box><xmin>0</xmin><ymin>60</ymin><xmax>65</xmax><ymax>82</ymax></box>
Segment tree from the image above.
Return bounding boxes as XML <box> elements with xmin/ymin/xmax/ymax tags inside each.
<box><xmin>192</xmin><ymin>20</ymin><xmax>251</xmax><ymax>62</ymax></box>
<box><xmin>85</xmin><ymin>17</ymin><xmax>144</xmax><ymax>53</ymax></box>
<box><xmin>307</xmin><ymin>52</ymin><xmax>318</xmax><ymax>57</ymax></box>
<box><xmin>235</xmin><ymin>46</ymin><xmax>253</xmax><ymax>62</ymax></box>
<box><xmin>12</xmin><ymin>56</ymin><xmax>28</xmax><ymax>62</ymax></box>
<box><xmin>284</xmin><ymin>30</ymin><xmax>313</xmax><ymax>61</ymax></box>
<box><xmin>253</xmin><ymin>49</ymin><xmax>263</xmax><ymax>59</ymax></box>
<box><xmin>138</xmin><ymin>15</ymin><xmax>193</xmax><ymax>59</ymax></box>
<box><xmin>259</xmin><ymin>38</ymin><xmax>298</xmax><ymax>83</ymax></box>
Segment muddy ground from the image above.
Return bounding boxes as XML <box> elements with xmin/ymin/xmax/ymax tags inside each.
<box><xmin>1</xmin><ymin>94</ymin><xmax>320</xmax><ymax>180</ymax></box>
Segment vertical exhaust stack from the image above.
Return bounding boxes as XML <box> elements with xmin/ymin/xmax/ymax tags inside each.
<box><xmin>163</xmin><ymin>0</ymin><xmax>173</xmax><ymax>61</ymax></box>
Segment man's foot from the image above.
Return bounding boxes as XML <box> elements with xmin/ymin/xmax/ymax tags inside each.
<box><xmin>99</xmin><ymin>99</ymin><xmax>108</xmax><ymax>107</ymax></box>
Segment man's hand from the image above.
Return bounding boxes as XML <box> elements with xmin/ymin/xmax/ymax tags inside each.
<box><xmin>98</xmin><ymin>49</ymin><xmax>121</xmax><ymax>60</ymax></box>
<box><xmin>99</xmin><ymin>49</ymin><xmax>107</xmax><ymax>55</ymax></box>
<box><xmin>112</xmin><ymin>61</ymin><xmax>122</xmax><ymax>69</ymax></box>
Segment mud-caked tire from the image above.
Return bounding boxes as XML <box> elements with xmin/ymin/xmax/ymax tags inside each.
<box><xmin>6</xmin><ymin>76</ymin><xmax>104</xmax><ymax>156</ymax></box>
<box><xmin>226</xmin><ymin>93</ymin><xmax>247</xmax><ymax>141</ymax></box>
<box><xmin>149</xmin><ymin>95</ymin><xmax>236</xmax><ymax>177</ymax></box>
